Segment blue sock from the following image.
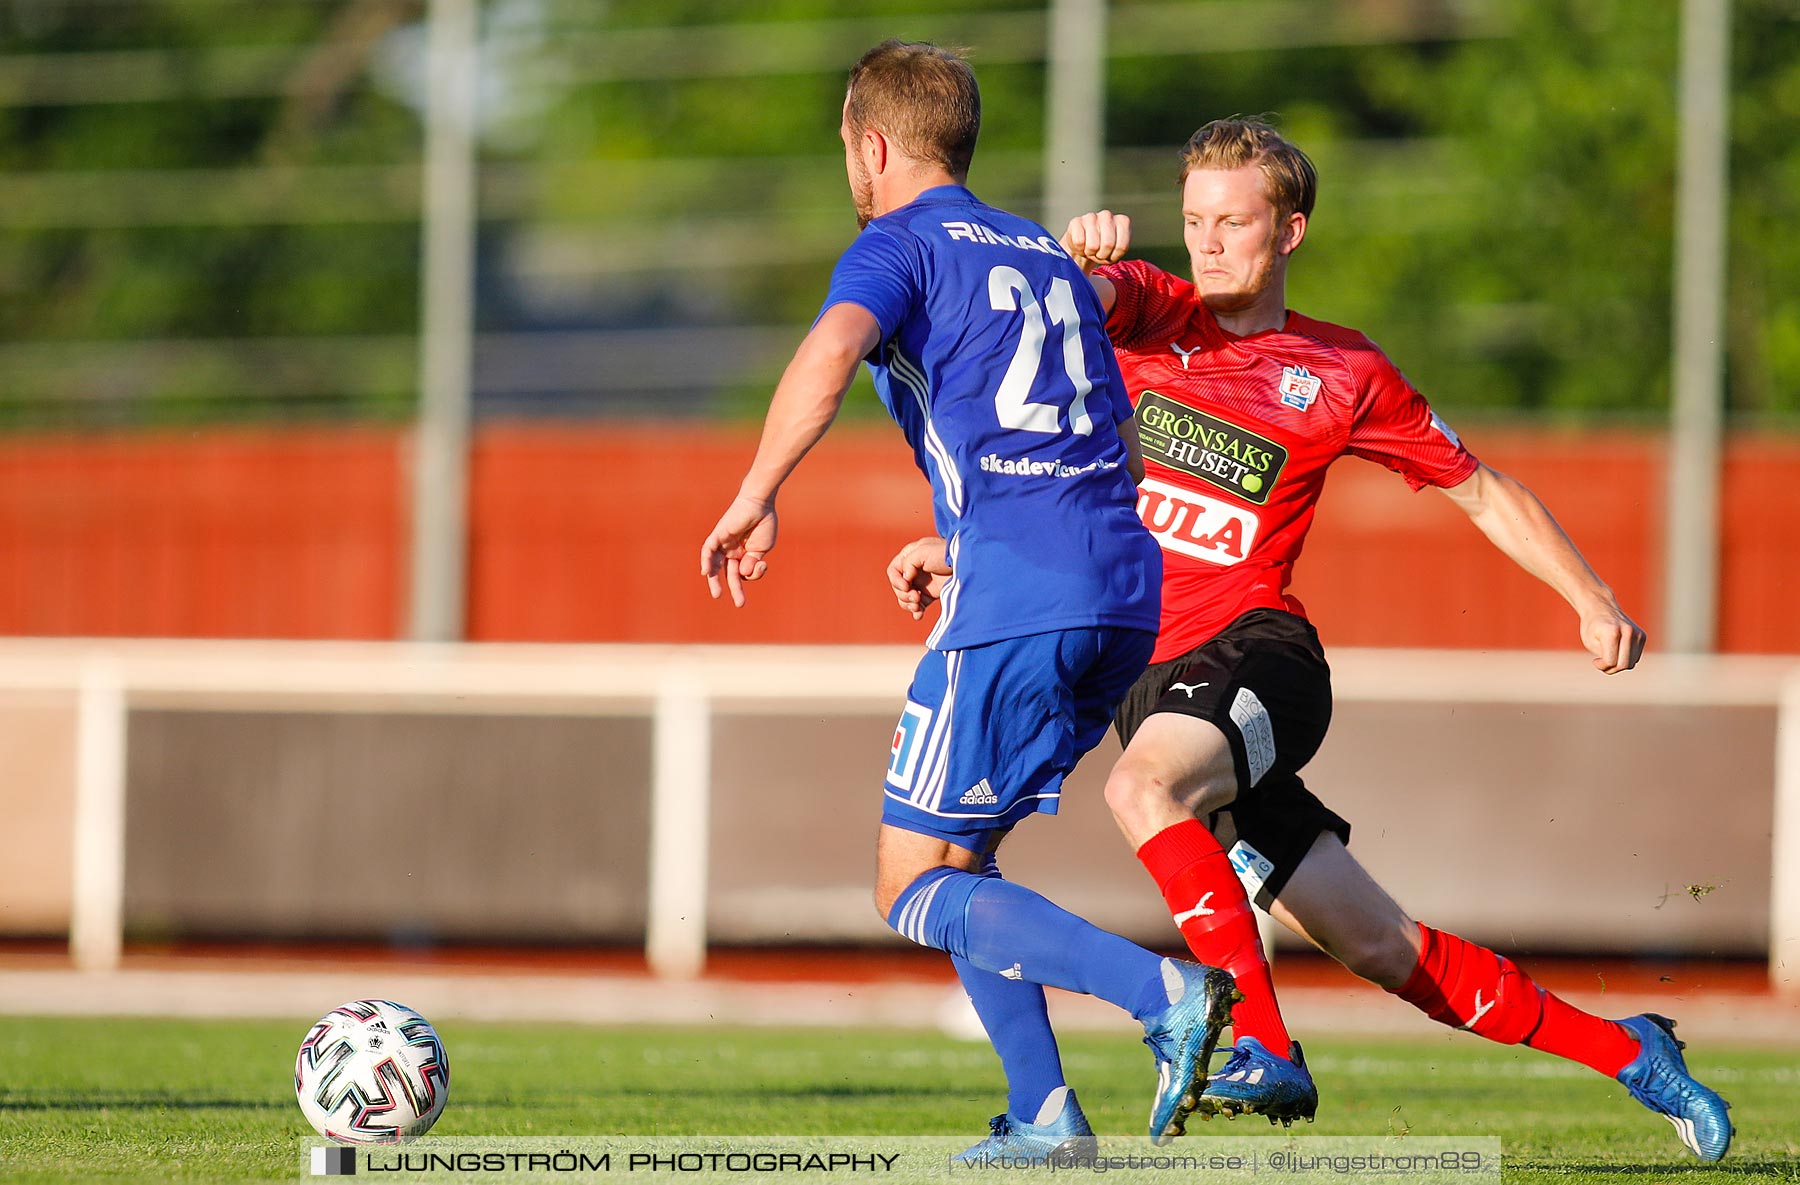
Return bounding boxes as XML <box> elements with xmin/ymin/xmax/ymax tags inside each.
<box><xmin>952</xmin><ymin>958</ymin><xmax>1068</xmax><ymax>1123</ymax></box>
<box><xmin>946</xmin><ymin>854</ymin><xmax>1069</xmax><ymax>1123</ymax></box>
<box><xmin>887</xmin><ymin>867</ymin><xmax>1171</xmax><ymax>1021</ymax></box>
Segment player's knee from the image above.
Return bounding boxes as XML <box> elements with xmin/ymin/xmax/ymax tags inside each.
<box><xmin>1103</xmin><ymin>753</ymin><xmax>1230</xmax><ymax>829</ymax></box>
<box><xmin>1102</xmin><ymin>757</ymin><xmax>1163</xmax><ymax>829</ymax></box>
<box><xmin>867</xmin><ymin>868</ymin><xmax>914</xmax><ymax>922</ymax></box>
<box><xmin>872</xmin><ymin>864</ymin><xmax>916</xmax><ymax>920</ymax></box>
<box><xmin>872</xmin><ymin>860</ymin><xmax>948</xmax><ymax>921</ymax></box>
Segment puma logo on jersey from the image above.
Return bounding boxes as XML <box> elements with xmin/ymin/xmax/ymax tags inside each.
<box><xmin>1170</xmin><ymin>681</ymin><xmax>1210</xmax><ymax>698</ymax></box>
<box><xmin>1169</xmin><ymin>341</ymin><xmax>1202</xmax><ymax>369</ymax></box>
<box><xmin>1000</xmin><ymin>963</ymin><xmax>1024</xmax><ymax>980</ymax></box>
<box><xmin>1172</xmin><ymin>893</ymin><xmax>1216</xmax><ymax>926</ymax></box>
<box><xmin>960</xmin><ymin>778</ymin><xmax>998</xmax><ymax>805</ymax></box>
<box><xmin>1458</xmin><ymin>990</ymin><xmax>1496</xmax><ymax>1030</ymax></box>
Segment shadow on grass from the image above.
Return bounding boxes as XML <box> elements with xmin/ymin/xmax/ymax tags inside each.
<box><xmin>445</xmin><ymin>1082</ymin><xmax>965</xmax><ymax>1107</ymax></box>
<box><xmin>0</xmin><ymin>1095</ymin><xmax>285</xmax><ymax>1111</ymax></box>
<box><xmin>1517</xmin><ymin>1163</ymin><xmax>1798</xmax><ymax>1179</ymax></box>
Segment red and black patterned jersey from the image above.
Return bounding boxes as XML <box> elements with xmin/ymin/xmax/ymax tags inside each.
<box><xmin>1098</xmin><ymin>259</ymin><xmax>1479</xmax><ymax>662</ymax></box>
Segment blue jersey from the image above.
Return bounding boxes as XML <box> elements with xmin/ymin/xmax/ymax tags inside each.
<box><xmin>821</xmin><ymin>185</ymin><xmax>1161</xmax><ymax>650</ymax></box>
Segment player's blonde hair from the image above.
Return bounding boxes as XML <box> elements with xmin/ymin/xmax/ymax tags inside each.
<box><xmin>1178</xmin><ymin>117</ymin><xmax>1317</xmax><ymax>221</ymax></box>
<box><xmin>845</xmin><ymin>40</ymin><xmax>981</xmax><ymax>180</ymax></box>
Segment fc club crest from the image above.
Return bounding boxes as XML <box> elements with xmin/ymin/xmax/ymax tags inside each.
<box><xmin>1277</xmin><ymin>365</ymin><xmax>1322</xmax><ymax>411</ymax></box>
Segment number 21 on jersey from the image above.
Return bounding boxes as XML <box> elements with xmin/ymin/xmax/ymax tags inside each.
<box><xmin>988</xmin><ymin>265</ymin><xmax>1095</xmax><ymax>437</ymax></box>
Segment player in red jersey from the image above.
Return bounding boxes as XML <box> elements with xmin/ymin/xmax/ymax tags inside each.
<box><xmin>889</xmin><ymin>118</ymin><xmax>1731</xmax><ymax>1160</ymax></box>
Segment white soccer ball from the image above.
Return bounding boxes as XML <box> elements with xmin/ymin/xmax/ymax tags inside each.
<box><xmin>294</xmin><ymin>1000</ymin><xmax>451</xmax><ymax>1144</ymax></box>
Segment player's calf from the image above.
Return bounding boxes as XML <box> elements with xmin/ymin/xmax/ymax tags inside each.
<box><xmin>1319</xmin><ymin>914</ymin><xmax>1421</xmax><ymax>992</ymax></box>
<box><xmin>1137</xmin><ymin>818</ymin><xmax>1293</xmax><ymax>1060</ymax></box>
<box><xmin>1389</xmin><ymin>924</ymin><xmax>1642</xmax><ymax>1076</ymax></box>
<box><xmin>1391</xmin><ymin>924</ymin><xmax>1546</xmax><ymax>1045</ymax></box>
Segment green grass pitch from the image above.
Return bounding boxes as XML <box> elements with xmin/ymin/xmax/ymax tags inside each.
<box><xmin>0</xmin><ymin>1016</ymin><xmax>1794</xmax><ymax>1183</ymax></box>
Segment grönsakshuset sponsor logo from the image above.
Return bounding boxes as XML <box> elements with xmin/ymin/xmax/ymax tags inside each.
<box><xmin>1133</xmin><ymin>392</ymin><xmax>1287</xmax><ymax>506</ymax></box>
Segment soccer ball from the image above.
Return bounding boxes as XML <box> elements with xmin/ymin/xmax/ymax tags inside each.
<box><xmin>294</xmin><ymin>1000</ymin><xmax>450</xmax><ymax>1144</ymax></box>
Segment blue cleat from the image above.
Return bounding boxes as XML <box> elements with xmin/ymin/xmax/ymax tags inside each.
<box><xmin>1615</xmin><ymin>1014</ymin><xmax>1732</xmax><ymax>1162</ymax></box>
<box><xmin>1197</xmin><ymin>1037</ymin><xmax>1318</xmax><ymax>1126</ymax></box>
<box><xmin>1142</xmin><ymin>958</ymin><xmax>1241</xmax><ymax>1146</ymax></box>
<box><xmin>951</xmin><ymin>1086</ymin><xmax>1097</xmax><ymax>1167</ymax></box>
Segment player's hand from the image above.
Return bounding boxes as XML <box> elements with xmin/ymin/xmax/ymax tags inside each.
<box><xmin>1061</xmin><ymin>210</ymin><xmax>1131</xmax><ymax>275</ymax></box>
<box><xmin>886</xmin><ymin>535</ymin><xmax>950</xmax><ymax>621</ymax></box>
<box><xmin>700</xmin><ymin>494</ymin><xmax>778</xmax><ymax>607</ymax></box>
<box><xmin>1579</xmin><ymin>602</ymin><xmax>1646</xmax><ymax>674</ymax></box>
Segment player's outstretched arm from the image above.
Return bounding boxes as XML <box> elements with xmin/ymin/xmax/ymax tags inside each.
<box><xmin>1061</xmin><ymin>210</ymin><xmax>1131</xmax><ymax>316</ymax></box>
<box><xmin>1438</xmin><ymin>462</ymin><xmax>1647</xmax><ymax>673</ymax></box>
<box><xmin>886</xmin><ymin>534</ymin><xmax>950</xmax><ymax>621</ymax></box>
<box><xmin>700</xmin><ymin>303</ymin><xmax>882</xmax><ymax>606</ymax></box>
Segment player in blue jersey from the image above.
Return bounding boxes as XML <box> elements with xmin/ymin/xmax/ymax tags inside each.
<box><xmin>700</xmin><ymin>41</ymin><xmax>1238</xmax><ymax>1155</ymax></box>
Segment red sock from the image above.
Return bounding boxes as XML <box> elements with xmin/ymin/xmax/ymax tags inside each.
<box><xmin>1137</xmin><ymin>819</ymin><xmax>1291</xmax><ymax>1056</ymax></box>
<box><xmin>1392</xmin><ymin>923</ymin><xmax>1637</xmax><ymax>1077</ymax></box>
<box><xmin>1526</xmin><ymin>984</ymin><xmax>1640</xmax><ymax>1078</ymax></box>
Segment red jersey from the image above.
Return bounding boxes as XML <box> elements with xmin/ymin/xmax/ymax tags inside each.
<box><xmin>1099</xmin><ymin>260</ymin><xmax>1479</xmax><ymax>663</ymax></box>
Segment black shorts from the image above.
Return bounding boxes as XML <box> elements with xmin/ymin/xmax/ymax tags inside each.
<box><xmin>1115</xmin><ymin>608</ymin><xmax>1349</xmax><ymax>908</ymax></box>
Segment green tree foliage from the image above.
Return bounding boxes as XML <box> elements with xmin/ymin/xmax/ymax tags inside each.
<box><xmin>1723</xmin><ymin>0</ymin><xmax>1800</xmax><ymax>418</ymax></box>
<box><xmin>1349</xmin><ymin>0</ymin><xmax>1683</xmax><ymax>417</ymax></box>
<box><xmin>0</xmin><ymin>0</ymin><xmax>1795</xmax><ymax>425</ymax></box>
<box><xmin>1109</xmin><ymin>0</ymin><xmax>1800</xmax><ymax>421</ymax></box>
<box><xmin>0</xmin><ymin>0</ymin><xmax>423</xmax><ymax>424</ymax></box>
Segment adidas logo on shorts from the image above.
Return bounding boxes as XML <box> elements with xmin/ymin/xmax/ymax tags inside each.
<box><xmin>959</xmin><ymin>778</ymin><xmax>999</xmax><ymax>805</ymax></box>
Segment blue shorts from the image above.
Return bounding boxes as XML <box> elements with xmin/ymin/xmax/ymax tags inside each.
<box><xmin>881</xmin><ymin>626</ymin><xmax>1155</xmax><ymax>851</ymax></box>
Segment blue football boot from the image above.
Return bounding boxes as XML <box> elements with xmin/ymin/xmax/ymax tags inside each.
<box><xmin>951</xmin><ymin>1086</ymin><xmax>1097</xmax><ymax>1167</ymax></box>
<box><xmin>1615</xmin><ymin>1014</ymin><xmax>1732</xmax><ymax>1161</ymax></box>
<box><xmin>1197</xmin><ymin>1037</ymin><xmax>1318</xmax><ymax>1126</ymax></box>
<box><xmin>1141</xmin><ymin>958</ymin><xmax>1241</xmax><ymax>1146</ymax></box>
